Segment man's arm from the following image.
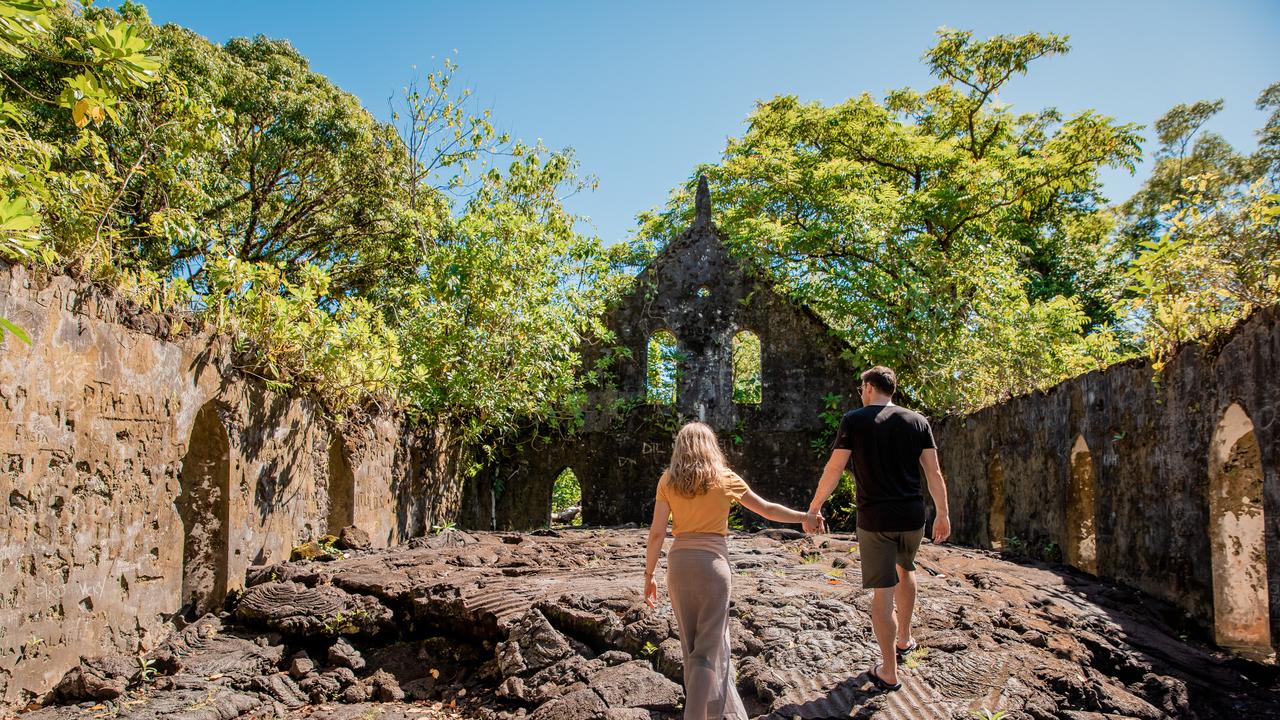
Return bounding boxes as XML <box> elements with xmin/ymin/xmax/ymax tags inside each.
<box><xmin>809</xmin><ymin>448</ymin><xmax>851</xmax><ymax>516</ymax></box>
<box><xmin>920</xmin><ymin>448</ymin><xmax>950</xmax><ymax>543</ymax></box>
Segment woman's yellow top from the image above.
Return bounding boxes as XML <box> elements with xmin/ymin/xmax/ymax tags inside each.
<box><xmin>656</xmin><ymin>470</ymin><xmax>750</xmax><ymax>536</ymax></box>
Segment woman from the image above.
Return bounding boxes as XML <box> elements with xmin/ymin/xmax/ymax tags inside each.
<box><xmin>644</xmin><ymin>422</ymin><xmax>817</xmax><ymax>720</ymax></box>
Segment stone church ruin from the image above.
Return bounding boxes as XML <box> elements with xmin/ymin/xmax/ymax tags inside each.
<box><xmin>462</xmin><ymin>178</ymin><xmax>862</xmax><ymax>531</ymax></box>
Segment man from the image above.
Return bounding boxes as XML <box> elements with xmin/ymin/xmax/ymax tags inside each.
<box><xmin>805</xmin><ymin>365</ymin><xmax>951</xmax><ymax>692</ymax></box>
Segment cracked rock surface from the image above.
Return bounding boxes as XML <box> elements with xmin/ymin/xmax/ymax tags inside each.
<box><xmin>22</xmin><ymin>529</ymin><xmax>1280</xmax><ymax>719</ymax></box>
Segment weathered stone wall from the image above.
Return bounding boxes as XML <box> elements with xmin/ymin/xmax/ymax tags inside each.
<box><xmin>934</xmin><ymin>305</ymin><xmax>1280</xmax><ymax>654</ymax></box>
<box><xmin>466</xmin><ymin>181</ymin><xmax>860</xmax><ymax>530</ymax></box>
<box><xmin>0</xmin><ymin>265</ymin><xmax>440</xmax><ymax>703</ymax></box>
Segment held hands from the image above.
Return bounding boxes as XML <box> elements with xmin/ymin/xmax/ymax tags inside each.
<box><xmin>643</xmin><ymin>574</ymin><xmax>658</xmax><ymax>608</ymax></box>
<box><xmin>803</xmin><ymin>510</ymin><xmax>826</xmax><ymax>535</ymax></box>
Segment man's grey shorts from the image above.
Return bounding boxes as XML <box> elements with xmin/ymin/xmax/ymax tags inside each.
<box><xmin>858</xmin><ymin>527</ymin><xmax>924</xmax><ymax>589</ymax></box>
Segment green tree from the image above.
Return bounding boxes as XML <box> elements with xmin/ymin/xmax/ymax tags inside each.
<box><xmin>1256</xmin><ymin>82</ymin><xmax>1280</xmax><ymax>183</ymax></box>
<box><xmin>0</xmin><ymin>2</ymin><xmax>227</xmax><ymax>279</ymax></box>
<box><xmin>1117</xmin><ymin>82</ymin><xmax>1280</xmax><ymax>368</ymax></box>
<box><xmin>392</xmin><ymin>144</ymin><xmax>620</xmax><ymax>442</ymax></box>
<box><xmin>1118</xmin><ymin>99</ymin><xmax>1249</xmax><ymax>251</ymax></box>
<box><xmin>4</xmin><ymin>6</ymin><xmax>418</xmax><ymax>295</ymax></box>
<box><xmin>1</xmin><ymin>0</ymin><xmax>162</xmax><ymax>343</ymax></box>
<box><xmin>634</xmin><ymin>29</ymin><xmax>1140</xmax><ymax>412</ymax></box>
<box><xmin>1120</xmin><ymin>177</ymin><xmax>1279</xmax><ymax>371</ymax></box>
<box><xmin>646</xmin><ymin>330</ymin><xmax>679</xmax><ymax>405</ymax></box>
<box><xmin>167</xmin><ymin>33</ymin><xmax>412</xmax><ymax>295</ymax></box>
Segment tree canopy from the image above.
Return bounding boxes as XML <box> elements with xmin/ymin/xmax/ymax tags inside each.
<box><xmin>634</xmin><ymin>29</ymin><xmax>1146</xmax><ymax>412</ymax></box>
<box><xmin>0</xmin><ymin>0</ymin><xmax>623</xmax><ymax>447</ymax></box>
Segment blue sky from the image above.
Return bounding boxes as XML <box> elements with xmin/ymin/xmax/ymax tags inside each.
<box><xmin>125</xmin><ymin>0</ymin><xmax>1278</xmax><ymax>245</ymax></box>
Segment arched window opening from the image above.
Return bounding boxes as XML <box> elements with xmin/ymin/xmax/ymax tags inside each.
<box><xmin>1066</xmin><ymin>435</ymin><xmax>1099</xmax><ymax>574</ymax></box>
<box><xmin>988</xmin><ymin>454</ymin><xmax>1005</xmax><ymax>550</ymax></box>
<box><xmin>326</xmin><ymin>435</ymin><xmax>356</xmax><ymax>536</ymax></box>
<box><xmin>647</xmin><ymin>330</ymin><xmax>679</xmax><ymax>405</ymax></box>
<box><xmin>551</xmin><ymin>467</ymin><xmax>582</xmax><ymax>526</ymax></box>
<box><xmin>177</xmin><ymin>401</ymin><xmax>231</xmax><ymax>618</ymax></box>
<box><xmin>1209</xmin><ymin>403</ymin><xmax>1272</xmax><ymax>658</ymax></box>
<box><xmin>732</xmin><ymin>330</ymin><xmax>762</xmax><ymax>405</ymax></box>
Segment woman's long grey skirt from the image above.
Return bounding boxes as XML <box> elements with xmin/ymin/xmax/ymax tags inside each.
<box><xmin>666</xmin><ymin>533</ymin><xmax>748</xmax><ymax>720</ymax></box>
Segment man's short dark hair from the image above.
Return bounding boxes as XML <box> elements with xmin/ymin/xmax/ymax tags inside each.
<box><xmin>861</xmin><ymin>366</ymin><xmax>897</xmax><ymax>396</ymax></box>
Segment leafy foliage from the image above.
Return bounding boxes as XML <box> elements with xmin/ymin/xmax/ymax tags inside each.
<box><xmin>1116</xmin><ymin>82</ymin><xmax>1280</xmax><ymax>371</ymax></box>
<box><xmin>392</xmin><ymin>144</ymin><xmax>620</xmax><ymax>441</ymax></box>
<box><xmin>201</xmin><ymin>255</ymin><xmax>401</xmax><ymax>406</ymax></box>
<box><xmin>646</xmin><ymin>330</ymin><xmax>680</xmax><ymax>404</ymax></box>
<box><xmin>731</xmin><ymin>330</ymin><xmax>762</xmax><ymax>404</ymax></box>
<box><xmin>550</xmin><ymin>468</ymin><xmax>581</xmax><ymax>517</ymax></box>
<box><xmin>1120</xmin><ymin>177</ymin><xmax>1279</xmax><ymax>371</ymax></box>
<box><xmin>826</xmin><ymin>471</ymin><xmax>857</xmax><ymax>531</ymax></box>
<box><xmin>1</xmin><ymin>0</ymin><xmax>162</xmax><ymax>342</ymax></box>
<box><xmin>1</xmin><ymin>1</ymin><xmax>621</xmax><ymax>441</ymax></box>
<box><xmin>634</xmin><ymin>29</ymin><xmax>1139</xmax><ymax>413</ymax></box>
<box><xmin>3</xmin><ymin>1</ymin><xmax>1274</xmax><ymax>510</ymax></box>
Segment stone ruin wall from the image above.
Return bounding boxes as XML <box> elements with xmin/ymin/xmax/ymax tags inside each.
<box><xmin>935</xmin><ymin>304</ymin><xmax>1280</xmax><ymax>656</ymax></box>
<box><xmin>463</xmin><ymin>190</ymin><xmax>862</xmax><ymax>531</ymax></box>
<box><xmin>0</xmin><ymin>265</ymin><xmax>456</xmax><ymax>703</ymax></box>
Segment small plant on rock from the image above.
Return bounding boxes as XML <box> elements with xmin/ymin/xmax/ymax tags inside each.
<box><xmin>1040</xmin><ymin>541</ymin><xmax>1062</xmax><ymax>563</ymax></box>
<box><xmin>1003</xmin><ymin>536</ymin><xmax>1024</xmax><ymax>556</ymax></box>
<box><xmin>137</xmin><ymin>656</ymin><xmax>157</xmax><ymax>683</ymax></box>
<box><xmin>902</xmin><ymin>647</ymin><xmax>929</xmax><ymax>669</ymax></box>
<box><xmin>318</xmin><ymin>535</ymin><xmax>341</xmax><ymax>555</ymax></box>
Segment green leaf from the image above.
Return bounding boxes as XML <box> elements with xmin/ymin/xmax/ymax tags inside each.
<box><xmin>0</xmin><ymin>316</ymin><xmax>31</xmax><ymax>346</ymax></box>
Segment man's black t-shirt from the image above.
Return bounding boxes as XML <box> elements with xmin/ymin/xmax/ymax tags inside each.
<box><xmin>832</xmin><ymin>404</ymin><xmax>936</xmax><ymax>532</ymax></box>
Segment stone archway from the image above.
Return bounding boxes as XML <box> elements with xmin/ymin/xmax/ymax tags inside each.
<box><xmin>988</xmin><ymin>454</ymin><xmax>1005</xmax><ymax>550</ymax></box>
<box><xmin>1208</xmin><ymin>403</ymin><xmax>1272</xmax><ymax>657</ymax></box>
<box><xmin>550</xmin><ymin>467</ymin><xmax>582</xmax><ymax>525</ymax></box>
<box><xmin>176</xmin><ymin>401</ymin><xmax>231</xmax><ymax>617</ymax></box>
<box><xmin>326</xmin><ymin>435</ymin><xmax>356</xmax><ymax>536</ymax></box>
<box><xmin>1066</xmin><ymin>435</ymin><xmax>1099</xmax><ymax>574</ymax></box>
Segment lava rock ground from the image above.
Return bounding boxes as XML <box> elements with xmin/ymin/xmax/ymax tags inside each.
<box><xmin>21</xmin><ymin>528</ymin><xmax>1280</xmax><ymax>719</ymax></box>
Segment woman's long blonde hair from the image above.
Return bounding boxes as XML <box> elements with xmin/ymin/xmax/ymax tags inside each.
<box><xmin>667</xmin><ymin>422</ymin><xmax>728</xmax><ymax>498</ymax></box>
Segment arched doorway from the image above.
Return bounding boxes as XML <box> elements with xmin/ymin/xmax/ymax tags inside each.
<box><xmin>550</xmin><ymin>467</ymin><xmax>582</xmax><ymax>526</ymax></box>
<box><xmin>1208</xmin><ymin>403</ymin><xmax>1272</xmax><ymax>657</ymax></box>
<box><xmin>988</xmin><ymin>454</ymin><xmax>1005</xmax><ymax>550</ymax></box>
<box><xmin>1066</xmin><ymin>435</ymin><xmax>1099</xmax><ymax>574</ymax></box>
<box><xmin>326</xmin><ymin>435</ymin><xmax>355</xmax><ymax>536</ymax></box>
<box><xmin>176</xmin><ymin>401</ymin><xmax>231</xmax><ymax>617</ymax></box>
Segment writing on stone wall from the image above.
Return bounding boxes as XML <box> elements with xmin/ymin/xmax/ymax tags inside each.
<box><xmin>1</xmin><ymin>382</ymin><xmax>177</xmax><ymax>424</ymax></box>
<box><xmin>1</xmin><ymin>381</ymin><xmax>180</xmax><ymax>466</ymax></box>
<box><xmin>1</xmin><ymin>381</ymin><xmax>179</xmax><ymax>485</ymax></box>
<box><xmin>354</xmin><ymin>446</ymin><xmax>395</xmax><ymax>512</ymax></box>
